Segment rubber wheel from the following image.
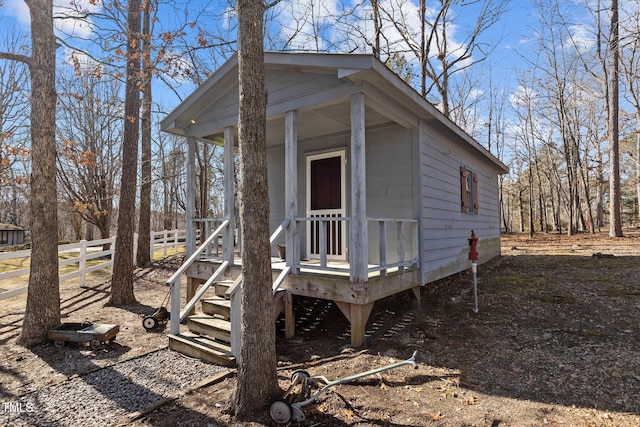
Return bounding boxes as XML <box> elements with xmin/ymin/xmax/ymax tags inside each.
<box><xmin>53</xmin><ymin>340</ymin><xmax>65</xmax><ymax>348</ymax></box>
<box><xmin>291</xmin><ymin>405</ymin><xmax>306</xmax><ymax>423</ymax></box>
<box><xmin>90</xmin><ymin>339</ymin><xmax>102</xmax><ymax>351</ymax></box>
<box><xmin>269</xmin><ymin>399</ymin><xmax>292</xmax><ymax>424</ymax></box>
<box><xmin>142</xmin><ymin>316</ymin><xmax>158</xmax><ymax>331</ymax></box>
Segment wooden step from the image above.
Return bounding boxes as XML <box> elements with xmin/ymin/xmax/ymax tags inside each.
<box><xmin>187</xmin><ymin>314</ymin><xmax>231</xmax><ymax>343</ymax></box>
<box><xmin>214</xmin><ymin>280</ymin><xmax>233</xmax><ymax>298</ymax></box>
<box><xmin>202</xmin><ymin>297</ymin><xmax>231</xmax><ymax>319</ymax></box>
<box><xmin>168</xmin><ymin>332</ymin><xmax>235</xmax><ymax>367</ymax></box>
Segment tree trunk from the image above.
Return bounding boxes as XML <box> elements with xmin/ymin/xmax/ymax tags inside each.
<box><xmin>609</xmin><ymin>0</ymin><xmax>623</xmax><ymax>237</ymax></box>
<box><xmin>136</xmin><ymin>0</ymin><xmax>153</xmax><ymax>267</ymax></box>
<box><xmin>18</xmin><ymin>0</ymin><xmax>60</xmax><ymax>347</ymax></box>
<box><xmin>371</xmin><ymin>0</ymin><xmax>381</xmax><ymax>58</ymax></box>
<box><xmin>528</xmin><ymin>169</ymin><xmax>534</xmax><ymax>237</ymax></box>
<box><xmin>499</xmin><ymin>176</ymin><xmax>509</xmax><ymax>233</ymax></box>
<box><xmin>518</xmin><ymin>187</ymin><xmax>525</xmax><ymax>233</ymax></box>
<box><xmin>109</xmin><ymin>0</ymin><xmax>141</xmax><ymax>306</ymax></box>
<box><xmin>229</xmin><ymin>0</ymin><xmax>279</xmax><ymax>418</ymax></box>
<box><xmin>594</xmin><ymin>140</ymin><xmax>604</xmax><ymax>230</ymax></box>
<box><xmin>637</xmin><ymin>128</ymin><xmax>640</xmax><ymax>223</ymax></box>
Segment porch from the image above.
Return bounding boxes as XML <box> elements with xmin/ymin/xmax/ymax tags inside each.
<box><xmin>162</xmin><ymin>55</ymin><xmax>426</xmax><ymax>364</ymax></box>
<box><xmin>166</xmin><ymin>214</ymin><xmax>420</xmax><ymax>365</ymax></box>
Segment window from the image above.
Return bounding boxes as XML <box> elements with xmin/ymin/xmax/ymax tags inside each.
<box><xmin>0</xmin><ymin>231</ymin><xmax>8</xmax><ymax>245</ymax></box>
<box><xmin>460</xmin><ymin>166</ymin><xmax>479</xmax><ymax>214</ymax></box>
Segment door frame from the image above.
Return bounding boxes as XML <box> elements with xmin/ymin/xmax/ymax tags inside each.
<box><xmin>306</xmin><ymin>149</ymin><xmax>347</xmax><ymax>260</ymax></box>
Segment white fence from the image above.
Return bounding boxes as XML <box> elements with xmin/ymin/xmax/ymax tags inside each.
<box><xmin>0</xmin><ymin>229</ymin><xmax>185</xmax><ymax>301</ymax></box>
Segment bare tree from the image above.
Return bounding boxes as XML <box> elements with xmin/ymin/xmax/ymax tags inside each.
<box><xmin>265</xmin><ymin>0</ymin><xmax>339</xmax><ymax>52</ymax></box>
<box><xmin>109</xmin><ymin>0</ymin><xmax>141</xmax><ymax>306</ymax></box>
<box><xmin>0</xmin><ymin>0</ymin><xmax>61</xmax><ymax>346</ymax></box>
<box><xmin>609</xmin><ymin>0</ymin><xmax>623</xmax><ymax>237</ymax></box>
<box><xmin>619</xmin><ymin>0</ymin><xmax>640</xmax><ymax>223</ymax></box>
<box><xmin>378</xmin><ymin>0</ymin><xmax>507</xmax><ymax>116</ymax></box>
<box><xmin>137</xmin><ymin>0</ymin><xmax>155</xmax><ymax>267</ymax></box>
<box><xmin>229</xmin><ymin>0</ymin><xmax>279</xmax><ymax>418</ymax></box>
<box><xmin>56</xmin><ymin>68</ymin><xmax>122</xmax><ymax>241</ymax></box>
<box><xmin>151</xmin><ymin>130</ymin><xmax>187</xmax><ymax>230</ymax></box>
<box><xmin>0</xmin><ymin>30</ymin><xmax>30</xmax><ymax>227</ymax></box>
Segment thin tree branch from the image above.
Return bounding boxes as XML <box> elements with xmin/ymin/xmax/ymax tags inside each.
<box><xmin>0</xmin><ymin>52</ymin><xmax>31</xmax><ymax>65</ymax></box>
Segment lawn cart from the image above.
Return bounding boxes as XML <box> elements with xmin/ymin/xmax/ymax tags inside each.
<box><xmin>47</xmin><ymin>321</ymin><xmax>119</xmax><ymax>350</ymax></box>
<box><xmin>142</xmin><ymin>289</ymin><xmax>171</xmax><ymax>331</ymax></box>
<box><xmin>270</xmin><ymin>350</ymin><xmax>418</xmax><ymax>424</ymax></box>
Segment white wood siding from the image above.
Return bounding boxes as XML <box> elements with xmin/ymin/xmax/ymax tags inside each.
<box><xmin>419</xmin><ymin>121</ymin><xmax>501</xmax><ymax>284</ymax></box>
<box><xmin>267</xmin><ymin>124</ymin><xmax>417</xmax><ymax>262</ymax></box>
<box><xmin>365</xmin><ymin>125</ymin><xmax>416</xmax><ymax>263</ymax></box>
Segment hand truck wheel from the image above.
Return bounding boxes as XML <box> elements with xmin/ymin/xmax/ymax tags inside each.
<box><xmin>142</xmin><ymin>315</ymin><xmax>158</xmax><ymax>331</ymax></box>
<box><xmin>269</xmin><ymin>399</ymin><xmax>292</xmax><ymax>424</ymax></box>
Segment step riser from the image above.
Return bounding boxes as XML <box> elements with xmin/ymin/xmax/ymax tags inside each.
<box><xmin>214</xmin><ymin>282</ymin><xmax>232</xmax><ymax>298</ymax></box>
<box><xmin>202</xmin><ymin>301</ymin><xmax>231</xmax><ymax>319</ymax></box>
<box><xmin>168</xmin><ymin>336</ymin><xmax>235</xmax><ymax>367</ymax></box>
<box><xmin>188</xmin><ymin>319</ymin><xmax>231</xmax><ymax>343</ymax></box>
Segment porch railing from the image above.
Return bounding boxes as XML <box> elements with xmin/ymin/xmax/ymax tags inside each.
<box><xmin>192</xmin><ymin>218</ymin><xmax>229</xmax><ymax>257</ymax></box>
<box><xmin>291</xmin><ymin>217</ymin><xmax>419</xmax><ymax>276</ymax></box>
<box><xmin>370</xmin><ymin>218</ymin><xmax>419</xmax><ymax>276</ymax></box>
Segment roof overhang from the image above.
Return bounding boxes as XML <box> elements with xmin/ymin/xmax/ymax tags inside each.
<box><xmin>161</xmin><ymin>52</ymin><xmax>508</xmax><ymax>174</ymax></box>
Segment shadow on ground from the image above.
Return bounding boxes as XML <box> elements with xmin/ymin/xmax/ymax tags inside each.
<box><xmin>277</xmin><ymin>254</ymin><xmax>640</xmax><ymax>416</ymax></box>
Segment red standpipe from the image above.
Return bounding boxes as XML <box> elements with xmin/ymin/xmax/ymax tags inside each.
<box><xmin>468</xmin><ymin>230</ymin><xmax>479</xmax><ymax>261</ymax></box>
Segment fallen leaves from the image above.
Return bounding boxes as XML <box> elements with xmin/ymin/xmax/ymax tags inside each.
<box><xmin>462</xmin><ymin>396</ymin><xmax>480</xmax><ymax>406</ymax></box>
<box><xmin>342</xmin><ymin>409</ymin><xmax>356</xmax><ymax>420</ymax></box>
<box><xmin>313</xmin><ymin>402</ymin><xmax>328</xmax><ymax>414</ymax></box>
<box><xmin>427</xmin><ymin>412</ymin><xmax>444</xmax><ymax>420</ymax></box>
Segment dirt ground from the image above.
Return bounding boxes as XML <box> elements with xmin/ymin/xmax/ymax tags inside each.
<box><xmin>2</xmin><ymin>230</ymin><xmax>640</xmax><ymax>426</ymax></box>
<box><xmin>0</xmin><ymin>260</ymin><xmax>177</xmax><ymax>398</ymax></box>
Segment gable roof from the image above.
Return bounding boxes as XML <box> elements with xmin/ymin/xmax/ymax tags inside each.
<box><xmin>161</xmin><ymin>52</ymin><xmax>508</xmax><ymax>174</ymax></box>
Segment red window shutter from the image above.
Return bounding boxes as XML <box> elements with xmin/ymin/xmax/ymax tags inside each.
<box><xmin>460</xmin><ymin>166</ymin><xmax>468</xmax><ymax>212</ymax></box>
<box><xmin>473</xmin><ymin>173</ymin><xmax>479</xmax><ymax>214</ymax></box>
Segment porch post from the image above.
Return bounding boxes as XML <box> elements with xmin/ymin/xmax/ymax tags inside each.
<box><xmin>350</xmin><ymin>92</ymin><xmax>368</xmax><ymax>282</ymax></box>
<box><xmin>285</xmin><ymin>110</ymin><xmax>298</xmax><ymax>272</ymax></box>
<box><xmin>223</xmin><ymin>126</ymin><xmax>235</xmax><ymax>264</ymax></box>
<box><xmin>185</xmin><ymin>136</ymin><xmax>196</xmax><ymax>256</ymax></box>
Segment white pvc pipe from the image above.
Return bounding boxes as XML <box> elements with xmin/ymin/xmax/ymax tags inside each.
<box><xmin>472</xmin><ymin>262</ymin><xmax>478</xmax><ymax>313</ymax></box>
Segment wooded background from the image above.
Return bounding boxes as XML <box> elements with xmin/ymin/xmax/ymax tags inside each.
<box><xmin>1</xmin><ymin>0</ymin><xmax>638</xmax><ymax>242</ymax></box>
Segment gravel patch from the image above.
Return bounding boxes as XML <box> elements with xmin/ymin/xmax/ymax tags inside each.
<box><xmin>0</xmin><ymin>349</ymin><xmax>228</xmax><ymax>427</ymax></box>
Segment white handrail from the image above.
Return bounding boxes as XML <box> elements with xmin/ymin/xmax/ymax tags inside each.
<box><xmin>269</xmin><ymin>218</ymin><xmax>291</xmax><ymax>246</ymax></box>
<box><xmin>168</xmin><ymin>220</ymin><xmax>230</xmax><ymax>334</ymax></box>
<box><xmin>229</xmin><ymin>219</ymin><xmax>292</xmax><ymax>356</ymax></box>
<box><xmin>272</xmin><ymin>266</ymin><xmax>291</xmax><ymax>294</ymax></box>
<box><xmin>166</xmin><ymin>220</ymin><xmax>229</xmax><ymax>287</ymax></box>
<box><xmin>179</xmin><ymin>260</ymin><xmax>229</xmax><ymax>321</ymax></box>
<box><xmin>227</xmin><ymin>218</ymin><xmax>291</xmax><ymax>298</ymax></box>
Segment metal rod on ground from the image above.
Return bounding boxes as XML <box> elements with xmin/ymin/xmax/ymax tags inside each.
<box><xmin>472</xmin><ymin>261</ymin><xmax>478</xmax><ymax>313</ymax></box>
<box><xmin>467</xmin><ymin>230</ymin><xmax>479</xmax><ymax>313</ymax></box>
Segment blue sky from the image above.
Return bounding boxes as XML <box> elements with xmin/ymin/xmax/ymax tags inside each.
<box><xmin>0</xmin><ymin>0</ymin><xmax>622</xmax><ymax>155</ymax></box>
<box><xmin>0</xmin><ymin>0</ymin><xmax>537</xmax><ymax>94</ymax></box>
